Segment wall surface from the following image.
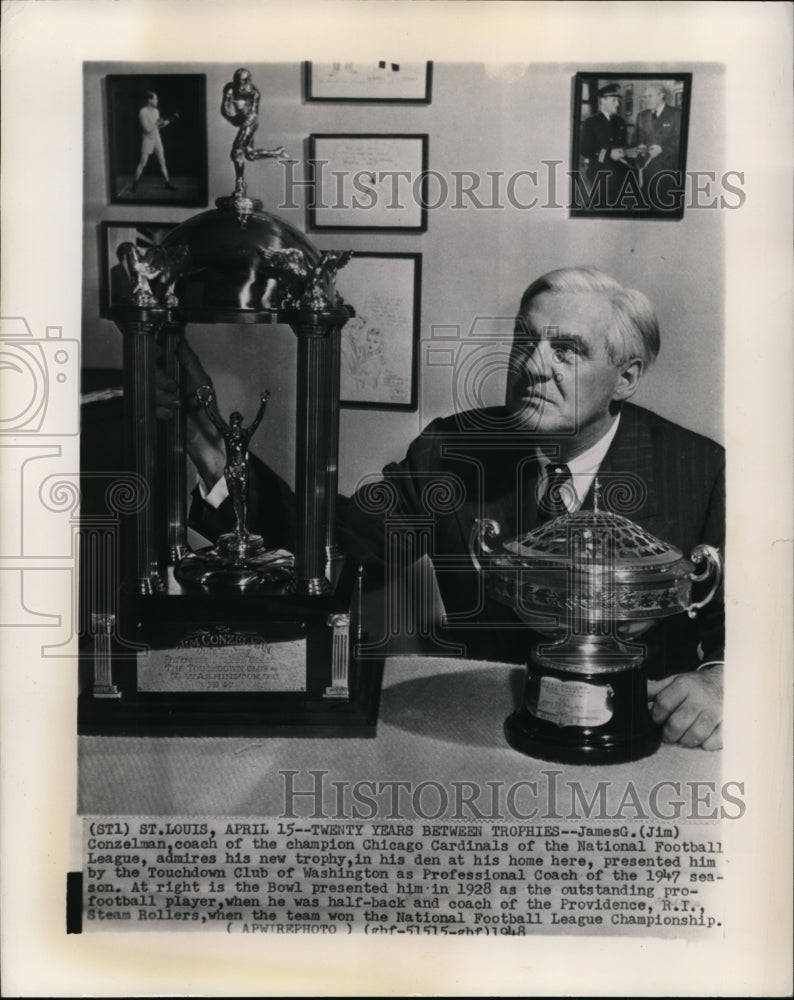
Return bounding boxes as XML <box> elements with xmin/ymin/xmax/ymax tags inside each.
<box><xmin>83</xmin><ymin>61</ymin><xmax>725</xmax><ymax>494</ymax></box>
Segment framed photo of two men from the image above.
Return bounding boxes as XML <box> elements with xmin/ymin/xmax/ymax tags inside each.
<box><xmin>571</xmin><ymin>72</ymin><xmax>692</xmax><ymax>219</ymax></box>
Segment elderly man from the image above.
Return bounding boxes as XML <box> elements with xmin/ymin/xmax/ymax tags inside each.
<box><xmin>170</xmin><ymin>266</ymin><xmax>725</xmax><ymax>751</ymax></box>
<box><xmin>632</xmin><ymin>82</ymin><xmax>684</xmax><ymax>210</ymax></box>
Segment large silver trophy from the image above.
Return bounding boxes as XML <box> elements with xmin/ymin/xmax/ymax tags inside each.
<box><xmin>469</xmin><ymin>487</ymin><xmax>721</xmax><ymax>764</ymax></box>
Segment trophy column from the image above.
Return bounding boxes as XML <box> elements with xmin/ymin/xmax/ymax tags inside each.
<box><xmin>324</xmin><ymin>321</ymin><xmax>343</xmax><ymax>564</ymax></box>
<box><xmin>290</xmin><ymin>311</ymin><xmax>343</xmax><ymax>595</ymax></box>
<box><xmin>117</xmin><ymin>313</ymin><xmax>165</xmax><ymax>594</ymax></box>
<box><xmin>162</xmin><ymin>321</ymin><xmax>188</xmax><ymax>565</ymax></box>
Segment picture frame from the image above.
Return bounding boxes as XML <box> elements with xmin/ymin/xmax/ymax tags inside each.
<box><xmin>308</xmin><ymin>133</ymin><xmax>429</xmax><ymax>232</ymax></box>
<box><xmin>98</xmin><ymin>220</ymin><xmax>178</xmax><ymax>316</ymax></box>
<box><xmin>304</xmin><ymin>61</ymin><xmax>433</xmax><ymax>103</ymax></box>
<box><xmin>106</xmin><ymin>73</ymin><xmax>208</xmax><ymax>206</ymax></box>
<box><xmin>570</xmin><ymin>72</ymin><xmax>692</xmax><ymax>219</ymax></box>
<box><xmin>335</xmin><ymin>252</ymin><xmax>421</xmax><ymax>410</ymax></box>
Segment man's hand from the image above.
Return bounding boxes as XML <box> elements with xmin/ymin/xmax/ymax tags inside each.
<box><xmin>647</xmin><ymin>664</ymin><xmax>723</xmax><ymax>750</ymax></box>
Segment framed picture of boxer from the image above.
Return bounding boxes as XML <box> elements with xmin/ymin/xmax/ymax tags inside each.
<box><xmin>105</xmin><ymin>73</ymin><xmax>208</xmax><ymax>206</ymax></box>
<box><xmin>571</xmin><ymin>72</ymin><xmax>692</xmax><ymax>219</ymax></box>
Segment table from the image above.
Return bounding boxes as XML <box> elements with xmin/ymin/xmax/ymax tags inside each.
<box><xmin>78</xmin><ymin>656</ymin><xmax>720</xmax><ymax>816</ymax></box>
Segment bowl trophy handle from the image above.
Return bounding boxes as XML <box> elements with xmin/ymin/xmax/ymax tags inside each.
<box><xmin>685</xmin><ymin>544</ymin><xmax>722</xmax><ymax>618</ymax></box>
<box><xmin>468</xmin><ymin>518</ymin><xmax>502</xmax><ymax>574</ymax></box>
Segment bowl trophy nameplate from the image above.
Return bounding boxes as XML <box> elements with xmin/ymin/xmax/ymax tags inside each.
<box><xmin>469</xmin><ymin>492</ymin><xmax>721</xmax><ymax>764</ymax></box>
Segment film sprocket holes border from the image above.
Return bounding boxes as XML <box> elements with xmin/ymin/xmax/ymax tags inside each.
<box><xmin>106</xmin><ymin>73</ymin><xmax>209</xmax><ymax>207</ymax></box>
<box><xmin>571</xmin><ymin>72</ymin><xmax>692</xmax><ymax>220</ymax></box>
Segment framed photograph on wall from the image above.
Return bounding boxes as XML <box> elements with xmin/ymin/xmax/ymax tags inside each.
<box><xmin>98</xmin><ymin>220</ymin><xmax>178</xmax><ymax>316</ymax></box>
<box><xmin>106</xmin><ymin>73</ymin><xmax>208</xmax><ymax>206</ymax></box>
<box><xmin>335</xmin><ymin>252</ymin><xmax>421</xmax><ymax>410</ymax></box>
<box><xmin>308</xmin><ymin>134</ymin><xmax>429</xmax><ymax>232</ymax></box>
<box><xmin>571</xmin><ymin>72</ymin><xmax>692</xmax><ymax>219</ymax></box>
<box><xmin>305</xmin><ymin>61</ymin><xmax>433</xmax><ymax>103</ymax></box>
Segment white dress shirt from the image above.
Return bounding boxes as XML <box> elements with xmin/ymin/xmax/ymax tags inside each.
<box><xmin>535</xmin><ymin>414</ymin><xmax>621</xmax><ymax>513</ymax></box>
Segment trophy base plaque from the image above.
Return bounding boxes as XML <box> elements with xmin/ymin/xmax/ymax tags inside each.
<box><xmin>505</xmin><ymin>657</ymin><xmax>662</xmax><ymax>765</ymax></box>
<box><xmin>78</xmin><ymin>558</ymin><xmax>385</xmax><ymax>738</ymax></box>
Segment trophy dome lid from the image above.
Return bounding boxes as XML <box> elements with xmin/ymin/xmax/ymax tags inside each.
<box><xmin>161</xmin><ymin>207</ymin><xmax>321</xmax><ymax>318</ymax></box>
<box><xmin>503</xmin><ymin>509</ymin><xmax>688</xmax><ymax>575</ymax></box>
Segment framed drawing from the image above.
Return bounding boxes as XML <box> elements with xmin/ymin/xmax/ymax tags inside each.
<box><xmin>308</xmin><ymin>133</ymin><xmax>429</xmax><ymax>232</ymax></box>
<box><xmin>305</xmin><ymin>61</ymin><xmax>433</xmax><ymax>103</ymax></box>
<box><xmin>335</xmin><ymin>252</ymin><xmax>421</xmax><ymax>410</ymax></box>
<box><xmin>571</xmin><ymin>72</ymin><xmax>692</xmax><ymax>219</ymax></box>
<box><xmin>98</xmin><ymin>220</ymin><xmax>178</xmax><ymax>316</ymax></box>
<box><xmin>106</xmin><ymin>73</ymin><xmax>208</xmax><ymax>206</ymax></box>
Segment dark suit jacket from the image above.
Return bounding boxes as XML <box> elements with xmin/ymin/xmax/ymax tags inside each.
<box><xmin>633</xmin><ymin>104</ymin><xmax>682</xmax><ymax>176</ymax></box>
<box><xmin>579</xmin><ymin>111</ymin><xmax>632</xmax><ymax>206</ymax></box>
<box><xmin>190</xmin><ymin>403</ymin><xmax>725</xmax><ymax>675</ymax></box>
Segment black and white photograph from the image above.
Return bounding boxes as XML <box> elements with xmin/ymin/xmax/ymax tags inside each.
<box><xmin>98</xmin><ymin>220</ymin><xmax>178</xmax><ymax>315</ymax></box>
<box><xmin>571</xmin><ymin>72</ymin><xmax>692</xmax><ymax>219</ymax></box>
<box><xmin>1</xmin><ymin>3</ymin><xmax>792</xmax><ymax>998</ymax></box>
<box><xmin>106</xmin><ymin>73</ymin><xmax>208</xmax><ymax>206</ymax></box>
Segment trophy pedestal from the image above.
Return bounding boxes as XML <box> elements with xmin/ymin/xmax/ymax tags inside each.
<box><xmin>78</xmin><ymin>556</ymin><xmax>384</xmax><ymax>737</ymax></box>
<box><xmin>505</xmin><ymin>639</ymin><xmax>662</xmax><ymax>765</ymax></box>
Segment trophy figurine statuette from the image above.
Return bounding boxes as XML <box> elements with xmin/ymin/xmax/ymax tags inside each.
<box><xmin>469</xmin><ymin>484</ymin><xmax>722</xmax><ymax>764</ymax></box>
<box><xmin>174</xmin><ymin>385</ymin><xmax>294</xmax><ymax>591</ymax></box>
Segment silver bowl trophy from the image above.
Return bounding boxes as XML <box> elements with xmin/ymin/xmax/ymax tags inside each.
<box><xmin>469</xmin><ymin>482</ymin><xmax>721</xmax><ymax>764</ymax></box>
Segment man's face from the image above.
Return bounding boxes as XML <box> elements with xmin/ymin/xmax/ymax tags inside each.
<box><xmin>149</xmin><ymin>93</ymin><xmax>159</xmax><ymax>107</ymax></box>
<box><xmin>600</xmin><ymin>94</ymin><xmax>620</xmax><ymax>117</ymax></box>
<box><xmin>644</xmin><ymin>86</ymin><xmax>665</xmax><ymax>112</ymax></box>
<box><xmin>505</xmin><ymin>291</ymin><xmax>629</xmax><ymax>452</ymax></box>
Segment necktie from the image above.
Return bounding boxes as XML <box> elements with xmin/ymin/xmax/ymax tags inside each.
<box><xmin>538</xmin><ymin>463</ymin><xmax>573</xmax><ymax>524</ymax></box>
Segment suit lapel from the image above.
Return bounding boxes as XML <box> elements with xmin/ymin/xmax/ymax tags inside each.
<box><xmin>582</xmin><ymin>405</ymin><xmax>661</xmax><ymax>526</ymax></box>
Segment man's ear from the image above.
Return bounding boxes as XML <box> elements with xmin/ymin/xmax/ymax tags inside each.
<box><xmin>613</xmin><ymin>358</ymin><xmax>644</xmax><ymax>401</ymax></box>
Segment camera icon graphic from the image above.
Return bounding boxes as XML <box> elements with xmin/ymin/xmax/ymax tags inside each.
<box><xmin>0</xmin><ymin>317</ymin><xmax>80</xmax><ymax>435</ymax></box>
<box><xmin>420</xmin><ymin>316</ymin><xmax>518</xmax><ymax>435</ymax></box>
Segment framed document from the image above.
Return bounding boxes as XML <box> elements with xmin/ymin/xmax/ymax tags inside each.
<box><xmin>305</xmin><ymin>61</ymin><xmax>433</xmax><ymax>103</ymax></box>
<box><xmin>571</xmin><ymin>72</ymin><xmax>692</xmax><ymax>219</ymax></box>
<box><xmin>308</xmin><ymin>133</ymin><xmax>429</xmax><ymax>231</ymax></box>
<box><xmin>335</xmin><ymin>252</ymin><xmax>421</xmax><ymax>410</ymax></box>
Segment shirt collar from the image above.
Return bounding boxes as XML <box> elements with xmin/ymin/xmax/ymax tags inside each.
<box><xmin>536</xmin><ymin>414</ymin><xmax>622</xmax><ymax>507</ymax></box>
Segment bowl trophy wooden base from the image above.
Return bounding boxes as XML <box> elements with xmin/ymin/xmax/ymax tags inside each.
<box><xmin>504</xmin><ymin>637</ymin><xmax>661</xmax><ymax>765</ymax></box>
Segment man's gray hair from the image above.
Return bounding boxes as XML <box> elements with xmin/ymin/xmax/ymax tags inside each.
<box><xmin>645</xmin><ymin>81</ymin><xmax>670</xmax><ymax>101</ymax></box>
<box><xmin>517</xmin><ymin>266</ymin><xmax>661</xmax><ymax>367</ymax></box>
